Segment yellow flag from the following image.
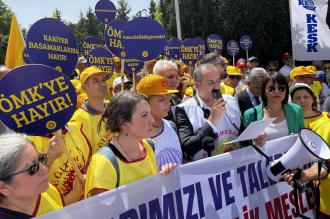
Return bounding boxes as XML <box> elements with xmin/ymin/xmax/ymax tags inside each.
<box><xmin>51</xmin><ymin>10</ymin><xmax>58</xmax><ymax>19</ymax></box>
<box><xmin>5</xmin><ymin>15</ymin><xmax>25</xmax><ymax>69</ymax></box>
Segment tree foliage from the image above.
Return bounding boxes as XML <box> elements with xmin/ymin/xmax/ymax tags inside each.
<box><xmin>158</xmin><ymin>0</ymin><xmax>292</xmax><ymax>64</ymax></box>
<box><xmin>116</xmin><ymin>0</ymin><xmax>131</xmax><ymax>21</ymax></box>
<box><xmin>0</xmin><ymin>0</ymin><xmax>13</xmax><ymax>64</ymax></box>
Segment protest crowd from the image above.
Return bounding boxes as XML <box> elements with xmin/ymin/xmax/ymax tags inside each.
<box><xmin>1</xmin><ymin>1</ymin><xmax>330</xmax><ymax>218</ymax></box>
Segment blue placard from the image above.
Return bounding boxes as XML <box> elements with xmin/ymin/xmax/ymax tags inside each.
<box><xmin>166</xmin><ymin>37</ymin><xmax>182</xmax><ymax>60</ymax></box>
<box><xmin>180</xmin><ymin>38</ymin><xmax>199</xmax><ymax>66</ymax></box>
<box><xmin>239</xmin><ymin>35</ymin><xmax>252</xmax><ymax>51</ymax></box>
<box><xmin>227</xmin><ymin>40</ymin><xmax>240</xmax><ymax>56</ymax></box>
<box><xmin>23</xmin><ymin>47</ymin><xmax>32</xmax><ymax>64</ymax></box>
<box><xmin>104</xmin><ymin>20</ymin><xmax>127</xmax><ymax>58</ymax></box>
<box><xmin>87</xmin><ymin>47</ymin><xmax>114</xmax><ymax>73</ymax></box>
<box><xmin>122</xmin><ymin>17</ymin><xmax>167</xmax><ymax>61</ymax></box>
<box><xmin>0</xmin><ymin>64</ymin><xmax>76</xmax><ymax>135</ymax></box>
<box><xmin>95</xmin><ymin>0</ymin><xmax>117</xmax><ymax>24</ymax></box>
<box><xmin>206</xmin><ymin>34</ymin><xmax>223</xmax><ymax>53</ymax></box>
<box><xmin>26</xmin><ymin>18</ymin><xmax>79</xmax><ymax>77</ymax></box>
<box><xmin>124</xmin><ymin>59</ymin><xmax>144</xmax><ymax>74</ymax></box>
<box><xmin>82</xmin><ymin>36</ymin><xmax>103</xmax><ymax>58</ymax></box>
<box><xmin>193</xmin><ymin>36</ymin><xmax>206</xmax><ymax>60</ymax></box>
<box><xmin>0</xmin><ymin>28</ymin><xmax>3</xmax><ymax>46</ymax></box>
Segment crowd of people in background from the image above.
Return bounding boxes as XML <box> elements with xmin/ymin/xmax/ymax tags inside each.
<box><xmin>1</xmin><ymin>51</ymin><xmax>330</xmax><ymax>218</ymax></box>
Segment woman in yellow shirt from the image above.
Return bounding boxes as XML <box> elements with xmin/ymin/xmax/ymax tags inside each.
<box><xmin>85</xmin><ymin>91</ymin><xmax>175</xmax><ymax>198</ymax></box>
<box><xmin>0</xmin><ymin>134</ymin><xmax>64</xmax><ymax>218</ymax></box>
<box><xmin>289</xmin><ymin>83</ymin><xmax>330</xmax><ymax>218</ymax></box>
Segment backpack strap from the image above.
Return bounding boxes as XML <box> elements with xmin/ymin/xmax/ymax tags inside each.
<box><xmin>98</xmin><ymin>146</ymin><xmax>120</xmax><ymax>188</ymax></box>
<box><xmin>145</xmin><ymin>138</ymin><xmax>155</xmax><ymax>151</ymax></box>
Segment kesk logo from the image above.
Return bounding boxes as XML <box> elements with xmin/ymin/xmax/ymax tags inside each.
<box><xmin>298</xmin><ymin>0</ymin><xmax>318</xmax><ymax>52</ymax></box>
<box><xmin>298</xmin><ymin>0</ymin><xmax>316</xmax><ymax>11</ymax></box>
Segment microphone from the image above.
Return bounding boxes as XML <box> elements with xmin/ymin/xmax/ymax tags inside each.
<box><xmin>202</xmin><ymin>136</ymin><xmax>215</xmax><ymax>157</ymax></box>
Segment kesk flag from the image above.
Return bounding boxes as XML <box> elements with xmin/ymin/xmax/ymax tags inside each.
<box><xmin>290</xmin><ymin>0</ymin><xmax>330</xmax><ymax>60</ymax></box>
<box><xmin>5</xmin><ymin>15</ymin><xmax>25</xmax><ymax>68</ymax></box>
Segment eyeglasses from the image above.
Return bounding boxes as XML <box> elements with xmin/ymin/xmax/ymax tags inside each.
<box><xmin>1</xmin><ymin>154</ymin><xmax>48</xmax><ymax>179</ymax></box>
<box><xmin>266</xmin><ymin>85</ymin><xmax>286</xmax><ymax>93</ymax></box>
<box><xmin>228</xmin><ymin>75</ymin><xmax>242</xmax><ymax>81</ymax></box>
<box><xmin>268</xmin><ymin>68</ymin><xmax>277</xmax><ymax>72</ymax></box>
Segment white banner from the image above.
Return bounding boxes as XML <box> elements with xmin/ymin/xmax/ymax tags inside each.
<box><xmin>36</xmin><ymin>136</ymin><xmax>315</xmax><ymax>219</ymax></box>
<box><xmin>290</xmin><ymin>0</ymin><xmax>330</xmax><ymax>60</ymax></box>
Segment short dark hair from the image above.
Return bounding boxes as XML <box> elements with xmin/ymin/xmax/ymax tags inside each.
<box><xmin>99</xmin><ymin>91</ymin><xmax>147</xmax><ymax>133</ymax></box>
<box><xmin>261</xmin><ymin>73</ymin><xmax>289</xmax><ymax>106</ymax></box>
<box><xmin>200</xmin><ymin>52</ymin><xmax>221</xmax><ymax>65</ymax></box>
<box><xmin>290</xmin><ymin>87</ymin><xmax>319</xmax><ymax>112</ymax></box>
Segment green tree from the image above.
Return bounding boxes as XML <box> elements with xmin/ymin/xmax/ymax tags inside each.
<box><xmin>52</xmin><ymin>8</ymin><xmax>62</xmax><ymax>21</ymax></box>
<box><xmin>158</xmin><ymin>0</ymin><xmax>292</xmax><ymax>64</ymax></box>
<box><xmin>148</xmin><ymin>0</ymin><xmax>156</xmax><ymax>19</ymax></box>
<box><xmin>116</xmin><ymin>0</ymin><xmax>131</xmax><ymax>21</ymax></box>
<box><xmin>68</xmin><ymin>8</ymin><xmax>104</xmax><ymax>56</ymax></box>
<box><xmin>0</xmin><ymin>0</ymin><xmax>13</xmax><ymax>64</ymax></box>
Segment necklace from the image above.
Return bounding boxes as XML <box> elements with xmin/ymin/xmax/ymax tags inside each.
<box><xmin>117</xmin><ymin>137</ymin><xmax>140</xmax><ymax>161</ymax></box>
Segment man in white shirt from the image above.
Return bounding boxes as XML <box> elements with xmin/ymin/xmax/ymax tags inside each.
<box><xmin>175</xmin><ymin>64</ymin><xmax>241</xmax><ymax>161</ymax></box>
<box><xmin>279</xmin><ymin>52</ymin><xmax>295</xmax><ymax>78</ymax></box>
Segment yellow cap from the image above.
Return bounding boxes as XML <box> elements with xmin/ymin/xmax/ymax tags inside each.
<box><xmin>226</xmin><ymin>66</ymin><xmax>243</xmax><ymax>76</ymax></box>
<box><xmin>80</xmin><ymin>66</ymin><xmax>108</xmax><ymax>85</ymax></box>
<box><xmin>306</xmin><ymin>65</ymin><xmax>317</xmax><ymax>74</ymax></box>
<box><xmin>136</xmin><ymin>75</ymin><xmax>178</xmax><ymax>96</ymax></box>
<box><xmin>70</xmin><ymin>79</ymin><xmax>82</xmax><ymax>91</ymax></box>
<box><xmin>114</xmin><ymin>57</ymin><xmax>120</xmax><ymax>63</ymax></box>
<box><xmin>290</xmin><ymin>66</ymin><xmax>314</xmax><ymax>79</ymax></box>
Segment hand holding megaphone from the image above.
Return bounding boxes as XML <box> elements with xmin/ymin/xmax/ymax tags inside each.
<box><xmin>266</xmin><ymin>128</ymin><xmax>330</xmax><ymax>182</ymax></box>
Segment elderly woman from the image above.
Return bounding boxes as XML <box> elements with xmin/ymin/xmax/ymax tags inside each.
<box><xmin>85</xmin><ymin>91</ymin><xmax>175</xmax><ymax>198</ymax></box>
<box><xmin>136</xmin><ymin>74</ymin><xmax>182</xmax><ymax>169</ymax></box>
<box><xmin>243</xmin><ymin>73</ymin><xmax>304</xmax><ymax>142</ymax></box>
<box><xmin>286</xmin><ymin>83</ymin><xmax>330</xmax><ymax>218</ymax></box>
<box><xmin>0</xmin><ymin>134</ymin><xmax>64</xmax><ymax>218</ymax></box>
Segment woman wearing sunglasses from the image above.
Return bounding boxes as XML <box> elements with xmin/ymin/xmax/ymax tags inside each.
<box><xmin>0</xmin><ymin>134</ymin><xmax>64</xmax><ymax>218</ymax></box>
<box><xmin>243</xmin><ymin>73</ymin><xmax>304</xmax><ymax>142</ymax></box>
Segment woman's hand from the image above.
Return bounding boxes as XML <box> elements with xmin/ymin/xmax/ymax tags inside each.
<box><xmin>160</xmin><ymin>163</ymin><xmax>177</xmax><ymax>175</ymax></box>
<box><xmin>64</xmin><ymin>174</ymin><xmax>85</xmax><ymax>205</ymax></box>
<box><xmin>46</xmin><ymin>134</ymin><xmax>65</xmax><ymax>167</ymax></box>
<box><xmin>253</xmin><ymin>132</ymin><xmax>267</xmax><ymax>147</ymax></box>
<box><xmin>282</xmin><ymin>170</ymin><xmax>299</xmax><ymax>186</ymax></box>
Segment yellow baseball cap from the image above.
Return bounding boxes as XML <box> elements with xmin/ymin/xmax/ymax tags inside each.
<box><xmin>290</xmin><ymin>66</ymin><xmax>314</xmax><ymax>79</ymax></box>
<box><xmin>306</xmin><ymin>65</ymin><xmax>317</xmax><ymax>74</ymax></box>
<box><xmin>113</xmin><ymin>57</ymin><xmax>120</xmax><ymax>63</ymax></box>
<box><xmin>80</xmin><ymin>66</ymin><xmax>108</xmax><ymax>85</ymax></box>
<box><xmin>136</xmin><ymin>75</ymin><xmax>179</xmax><ymax>96</ymax></box>
<box><xmin>226</xmin><ymin>66</ymin><xmax>243</xmax><ymax>76</ymax></box>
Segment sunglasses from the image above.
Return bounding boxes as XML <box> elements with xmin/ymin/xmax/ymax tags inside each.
<box><xmin>228</xmin><ymin>75</ymin><xmax>242</xmax><ymax>81</ymax></box>
<box><xmin>1</xmin><ymin>154</ymin><xmax>48</xmax><ymax>179</ymax></box>
<box><xmin>268</xmin><ymin>68</ymin><xmax>277</xmax><ymax>71</ymax></box>
<box><xmin>266</xmin><ymin>85</ymin><xmax>286</xmax><ymax>93</ymax></box>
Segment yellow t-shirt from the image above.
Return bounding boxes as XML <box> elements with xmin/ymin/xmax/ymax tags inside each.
<box><xmin>71</xmin><ymin>106</ymin><xmax>112</xmax><ymax>155</ymax></box>
<box><xmin>310</xmin><ymin>80</ymin><xmax>322</xmax><ymax>97</ymax></box>
<box><xmin>85</xmin><ymin>139</ymin><xmax>158</xmax><ymax>197</ymax></box>
<box><xmin>304</xmin><ymin>111</ymin><xmax>330</xmax><ymax>215</ymax></box>
<box><xmin>220</xmin><ymin>82</ymin><xmax>235</xmax><ymax>96</ymax></box>
<box><xmin>33</xmin><ymin>184</ymin><xmax>64</xmax><ymax>217</ymax></box>
<box><xmin>29</xmin><ymin>121</ymin><xmax>92</xmax><ymax>196</ymax></box>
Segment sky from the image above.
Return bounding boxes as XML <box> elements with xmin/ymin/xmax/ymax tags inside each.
<box><xmin>2</xmin><ymin>0</ymin><xmax>151</xmax><ymax>29</ymax></box>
